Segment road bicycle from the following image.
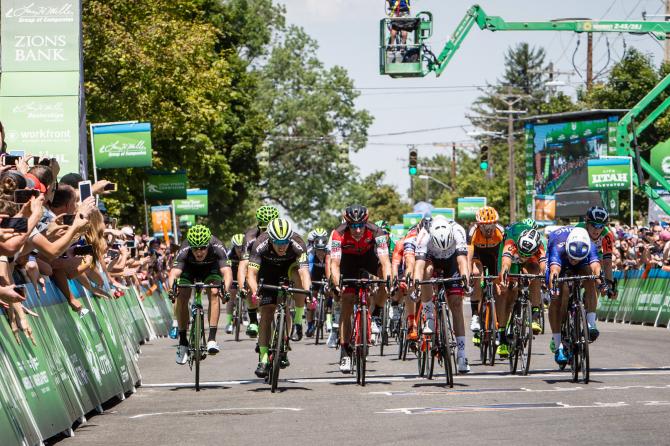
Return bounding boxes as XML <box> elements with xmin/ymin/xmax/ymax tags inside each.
<box><xmin>311</xmin><ymin>281</ymin><xmax>328</xmax><ymax>345</ymax></box>
<box><xmin>231</xmin><ymin>281</ymin><xmax>244</xmax><ymax>342</ymax></box>
<box><xmin>506</xmin><ymin>274</ymin><xmax>544</xmax><ymax>375</ymax></box>
<box><xmin>478</xmin><ymin>275</ymin><xmax>499</xmax><ymax>366</ymax></box>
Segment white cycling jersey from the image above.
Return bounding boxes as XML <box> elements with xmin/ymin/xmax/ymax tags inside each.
<box><xmin>415</xmin><ymin>222</ymin><xmax>468</xmax><ymax>260</ymax></box>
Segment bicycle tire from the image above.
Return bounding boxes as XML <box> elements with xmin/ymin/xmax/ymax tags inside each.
<box><xmin>358</xmin><ymin>306</ymin><xmax>368</xmax><ymax>386</ymax></box>
<box><xmin>440</xmin><ymin>306</ymin><xmax>454</xmax><ymax>387</ymax></box>
<box><xmin>488</xmin><ymin>299</ymin><xmax>497</xmax><ymax>366</ymax></box>
<box><xmin>416</xmin><ymin>313</ymin><xmax>425</xmax><ymax>377</ymax></box>
<box><xmin>509</xmin><ymin>302</ymin><xmax>520</xmax><ymax>375</ymax></box>
<box><xmin>427</xmin><ymin>333</ymin><xmax>436</xmax><ymax>380</ymax></box>
<box><xmin>446</xmin><ymin>309</ymin><xmax>458</xmax><ymax>377</ymax></box>
<box><xmin>478</xmin><ymin>301</ymin><xmax>487</xmax><ymax>366</ymax></box>
<box><xmin>577</xmin><ymin>301</ymin><xmax>590</xmax><ymax>384</ymax></box>
<box><xmin>559</xmin><ymin>313</ymin><xmax>570</xmax><ymax>372</ymax></box>
<box><xmin>520</xmin><ymin>300</ymin><xmax>533</xmax><ymax>376</ymax></box>
<box><xmin>540</xmin><ymin>305</ymin><xmax>546</xmax><ymax>335</ymax></box>
<box><xmin>234</xmin><ymin>295</ymin><xmax>241</xmax><ymax>342</ymax></box>
<box><xmin>193</xmin><ymin>310</ymin><xmax>202</xmax><ymax>392</ymax></box>
<box><xmin>315</xmin><ymin>296</ymin><xmax>323</xmax><ymax>345</ymax></box>
<box><xmin>397</xmin><ymin>322</ymin><xmax>406</xmax><ymax>360</ymax></box>
<box><xmin>381</xmin><ymin>300</ymin><xmax>390</xmax><ymax>356</ymax></box>
<box><xmin>271</xmin><ymin>308</ymin><xmax>284</xmax><ymax>393</ymax></box>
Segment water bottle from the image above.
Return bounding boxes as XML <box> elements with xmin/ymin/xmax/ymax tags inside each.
<box><xmin>169</xmin><ymin>320</ymin><xmax>178</xmax><ymax>339</ymax></box>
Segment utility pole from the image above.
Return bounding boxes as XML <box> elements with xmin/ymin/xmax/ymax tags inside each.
<box><xmin>495</xmin><ymin>88</ymin><xmax>529</xmax><ymax>221</ymax></box>
<box><xmin>586</xmin><ymin>33</ymin><xmax>593</xmax><ymax>91</ymax></box>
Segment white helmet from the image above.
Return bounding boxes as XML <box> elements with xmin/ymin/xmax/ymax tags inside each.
<box><xmin>517</xmin><ymin>229</ymin><xmax>541</xmax><ymax>257</ymax></box>
<box><xmin>429</xmin><ymin>216</ymin><xmax>453</xmax><ymax>251</ymax></box>
<box><xmin>566</xmin><ymin>227</ymin><xmax>591</xmax><ymax>261</ymax></box>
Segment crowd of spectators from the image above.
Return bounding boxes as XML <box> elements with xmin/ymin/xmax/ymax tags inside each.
<box><xmin>0</xmin><ymin>120</ymin><xmax>171</xmax><ymax>343</ymax></box>
<box><xmin>609</xmin><ymin>221</ymin><xmax>670</xmax><ymax>272</ymax></box>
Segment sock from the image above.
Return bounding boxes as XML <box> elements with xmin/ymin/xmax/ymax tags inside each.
<box><xmin>225</xmin><ymin>314</ymin><xmax>233</xmax><ymax>325</ymax></box>
<box><xmin>171</xmin><ymin>319</ymin><xmax>178</xmax><ymax>328</ymax></box>
<box><xmin>471</xmin><ymin>301</ymin><xmax>479</xmax><ymax>316</ymax></box>
<box><xmin>333</xmin><ymin>302</ymin><xmax>341</xmax><ymax>326</ymax></box>
<box><xmin>293</xmin><ymin>306</ymin><xmax>304</xmax><ymax>325</ymax></box>
<box><xmin>340</xmin><ymin>343</ymin><xmax>351</xmax><ymax>358</ymax></box>
<box><xmin>259</xmin><ymin>346</ymin><xmax>269</xmax><ymax>364</ymax></box>
<box><xmin>456</xmin><ymin>336</ymin><xmax>466</xmax><ymax>358</ymax></box>
<box><xmin>208</xmin><ymin>327</ymin><xmax>217</xmax><ymax>342</ymax></box>
<box><xmin>248</xmin><ymin>308</ymin><xmax>258</xmax><ymax>325</ymax></box>
<box><xmin>586</xmin><ymin>312</ymin><xmax>597</xmax><ymax>328</ymax></box>
<box><xmin>179</xmin><ymin>330</ymin><xmax>188</xmax><ymax>346</ymax></box>
<box><xmin>553</xmin><ymin>333</ymin><xmax>561</xmax><ymax>348</ymax></box>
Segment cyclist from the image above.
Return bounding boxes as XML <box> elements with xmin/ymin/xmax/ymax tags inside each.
<box><xmin>168</xmin><ymin>225</ymin><xmax>233</xmax><ymax>364</ymax></box>
<box><xmin>247</xmin><ymin>218</ymin><xmax>311</xmax><ymax>378</ymax></box>
<box><xmin>307</xmin><ymin>227</ymin><xmax>328</xmax><ymax>249</ymax></box>
<box><xmin>574</xmin><ymin>206</ymin><xmax>616</xmax><ymax>341</ymax></box>
<box><xmin>237</xmin><ymin>205</ymin><xmax>279</xmax><ymax>338</ymax></box>
<box><xmin>498</xmin><ymin>227</ymin><xmax>546</xmax><ymax>357</ymax></box>
<box><xmin>467</xmin><ymin>206</ymin><xmax>504</xmax><ymax>345</ymax></box>
<box><xmin>413</xmin><ymin>215</ymin><xmax>472</xmax><ymax>373</ymax></box>
<box><xmin>546</xmin><ymin>226</ymin><xmax>604</xmax><ymax>366</ymax></box>
<box><xmin>305</xmin><ymin>234</ymin><xmax>328</xmax><ymax>338</ymax></box>
<box><xmin>330</xmin><ymin>205</ymin><xmax>392</xmax><ymax>373</ymax></box>
<box><xmin>224</xmin><ymin>233</ymin><xmax>245</xmax><ymax>334</ymax></box>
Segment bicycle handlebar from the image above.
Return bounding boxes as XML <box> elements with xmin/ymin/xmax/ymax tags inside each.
<box><xmin>341</xmin><ymin>278</ymin><xmax>388</xmax><ymax>287</ymax></box>
<box><xmin>417</xmin><ymin>276</ymin><xmax>465</xmax><ymax>286</ymax></box>
<box><xmin>175</xmin><ymin>283</ymin><xmax>223</xmax><ymax>290</ymax></box>
<box><xmin>311</xmin><ymin>281</ymin><xmax>328</xmax><ymax>287</ymax></box>
<box><xmin>259</xmin><ymin>283</ymin><xmax>311</xmax><ymax>296</ymax></box>
<box><xmin>554</xmin><ymin>275</ymin><xmax>600</xmax><ymax>284</ymax></box>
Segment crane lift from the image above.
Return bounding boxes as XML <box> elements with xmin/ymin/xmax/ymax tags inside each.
<box><xmin>380</xmin><ymin>5</ymin><xmax>670</xmax><ymax>215</ymax></box>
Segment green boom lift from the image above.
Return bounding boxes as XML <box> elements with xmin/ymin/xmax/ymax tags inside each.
<box><xmin>380</xmin><ymin>4</ymin><xmax>670</xmax><ymax>215</ymax></box>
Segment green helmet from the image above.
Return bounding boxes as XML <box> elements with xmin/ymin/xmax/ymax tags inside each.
<box><xmin>256</xmin><ymin>205</ymin><xmax>279</xmax><ymax>229</ymax></box>
<box><xmin>267</xmin><ymin>218</ymin><xmax>293</xmax><ymax>242</ymax></box>
<box><xmin>521</xmin><ymin>218</ymin><xmax>538</xmax><ymax>230</ymax></box>
<box><xmin>231</xmin><ymin>233</ymin><xmax>245</xmax><ymax>248</ymax></box>
<box><xmin>187</xmin><ymin>225</ymin><xmax>212</xmax><ymax>248</ymax></box>
<box><xmin>375</xmin><ymin>219</ymin><xmax>391</xmax><ymax>233</ymax></box>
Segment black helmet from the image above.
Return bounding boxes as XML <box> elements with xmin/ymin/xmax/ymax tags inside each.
<box><xmin>420</xmin><ymin>216</ymin><xmax>433</xmax><ymax>231</ymax></box>
<box><xmin>586</xmin><ymin>206</ymin><xmax>609</xmax><ymax>225</ymax></box>
<box><xmin>343</xmin><ymin>205</ymin><xmax>369</xmax><ymax>224</ymax></box>
<box><xmin>313</xmin><ymin>236</ymin><xmax>328</xmax><ymax>250</ymax></box>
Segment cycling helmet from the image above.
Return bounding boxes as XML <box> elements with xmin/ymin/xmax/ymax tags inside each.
<box><xmin>476</xmin><ymin>206</ymin><xmax>499</xmax><ymax>224</ymax></box>
<box><xmin>517</xmin><ymin>229</ymin><xmax>541</xmax><ymax>257</ymax></box>
<box><xmin>230</xmin><ymin>233</ymin><xmax>245</xmax><ymax>248</ymax></box>
<box><xmin>429</xmin><ymin>216</ymin><xmax>453</xmax><ymax>251</ymax></box>
<box><xmin>419</xmin><ymin>216</ymin><xmax>433</xmax><ymax>231</ymax></box>
<box><xmin>267</xmin><ymin>218</ymin><xmax>292</xmax><ymax>242</ymax></box>
<box><xmin>566</xmin><ymin>227</ymin><xmax>591</xmax><ymax>261</ymax></box>
<box><xmin>521</xmin><ymin>218</ymin><xmax>538</xmax><ymax>230</ymax></box>
<box><xmin>308</xmin><ymin>227</ymin><xmax>328</xmax><ymax>243</ymax></box>
<box><xmin>375</xmin><ymin>220</ymin><xmax>391</xmax><ymax>233</ymax></box>
<box><xmin>343</xmin><ymin>205</ymin><xmax>369</xmax><ymax>224</ymax></box>
<box><xmin>313</xmin><ymin>236</ymin><xmax>328</xmax><ymax>250</ymax></box>
<box><xmin>256</xmin><ymin>205</ymin><xmax>279</xmax><ymax>228</ymax></box>
<box><xmin>187</xmin><ymin>225</ymin><xmax>212</xmax><ymax>248</ymax></box>
<box><xmin>586</xmin><ymin>206</ymin><xmax>609</xmax><ymax>225</ymax></box>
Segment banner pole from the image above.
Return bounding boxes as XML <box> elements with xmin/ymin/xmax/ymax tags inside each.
<box><xmin>630</xmin><ymin>158</ymin><xmax>634</xmax><ymax>227</ymax></box>
<box><xmin>143</xmin><ymin>181</ymin><xmax>149</xmax><ymax>235</ymax></box>
<box><xmin>171</xmin><ymin>204</ymin><xmax>178</xmax><ymax>245</ymax></box>
<box><xmin>89</xmin><ymin>123</ymin><xmax>98</xmax><ymax>183</ymax></box>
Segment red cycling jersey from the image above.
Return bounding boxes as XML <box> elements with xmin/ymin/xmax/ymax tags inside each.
<box><xmin>330</xmin><ymin>223</ymin><xmax>388</xmax><ymax>260</ymax></box>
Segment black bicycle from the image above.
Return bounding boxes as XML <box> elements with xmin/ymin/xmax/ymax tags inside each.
<box><xmin>259</xmin><ymin>280</ymin><xmax>310</xmax><ymax>393</ymax></box>
<box><xmin>311</xmin><ymin>281</ymin><xmax>328</xmax><ymax>345</ymax></box>
<box><xmin>416</xmin><ymin>276</ymin><xmax>463</xmax><ymax>387</ymax></box>
<box><xmin>478</xmin><ymin>275</ymin><xmax>498</xmax><ymax>366</ymax></box>
<box><xmin>505</xmin><ymin>274</ymin><xmax>543</xmax><ymax>376</ymax></box>
<box><xmin>231</xmin><ymin>281</ymin><xmax>244</xmax><ymax>342</ymax></box>
<box><xmin>174</xmin><ymin>282</ymin><xmax>223</xmax><ymax>392</ymax></box>
<box><xmin>553</xmin><ymin>274</ymin><xmax>601</xmax><ymax>384</ymax></box>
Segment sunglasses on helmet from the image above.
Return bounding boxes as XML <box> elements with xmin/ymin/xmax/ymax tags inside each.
<box><xmin>349</xmin><ymin>222</ymin><xmax>365</xmax><ymax>229</ymax></box>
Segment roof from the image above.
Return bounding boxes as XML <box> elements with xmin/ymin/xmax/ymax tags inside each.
<box><xmin>523</xmin><ymin>109</ymin><xmax>629</xmax><ymax>124</ymax></box>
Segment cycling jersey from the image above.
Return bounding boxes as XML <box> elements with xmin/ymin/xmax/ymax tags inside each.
<box><xmin>468</xmin><ymin>224</ymin><xmax>505</xmax><ymax>249</ymax></box>
<box><xmin>500</xmin><ymin>237</ymin><xmax>546</xmax><ymax>266</ymax></box>
<box><xmin>173</xmin><ymin>236</ymin><xmax>229</xmax><ymax>270</ymax></box>
<box><xmin>415</xmin><ymin>222</ymin><xmax>468</xmax><ymax>261</ymax></box>
<box><xmin>401</xmin><ymin>225</ymin><xmax>420</xmax><ymax>255</ymax></box>
<box><xmin>308</xmin><ymin>248</ymin><xmax>327</xmax><ymax>282</ymax></box>
<box><xmin>248</xmin><ymin>232</ymin><xmax>309</xmax><ymax>271</ymax></box>
<box><xmin>226</xmin><ymin>246</ymin><xmax>242</xmax><ymax>277</ymax></box>
<box><xmin>574</xmin><ymin>222</ymin><xmax>615</xmax><ymax>260</ymax></box>
<box><xmin>330</xmin><ymin>223</ymin><xmax>388</xmax><ymax>260</ymax></box>
<box><xmin>241</xmin><ymin>225</ymin><xmax>262</xmax><ymax>261</ymax></box>
<box><xmin>546</xmin><ymin>226</ymin><xmax>599</xmax><ymax>270</ymax></box>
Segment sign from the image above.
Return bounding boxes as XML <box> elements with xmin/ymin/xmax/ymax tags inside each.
<box><xmin>534</xmin><ymin>194</ymin><xmax>556</xmax><ymax>224</ymax></box>
<box><xmin>173</xmin><ymin>189</ymin><xmax>208</xmax><ymax>216</ymax></box>
<box><xmin>179</xmin><ymin>214</ymin><xmax>196</xmax><ymax>227</ymax></box>
<box><xmin>390</xmin><ymin>224</ymin><xmax>405</xmax><ymax>239</ymax></box>
<box><xmin>0</xmin><ymin>95</ymin><xmax>79</xmax><ymax>175</ymax></box>
<box><xmin>150</xmin><ymin>205</ymin><xmax>172</xmax><ymax>235</ymax></box>
<box><xmin>648</xmin><ymin>192</ymin><xmax>670</xmax><ymax>224</ymax></box>
<box><xmin>650</xmin><ymin>140</ymin><xmax>670</xmax><ymax>189</ymax></box>
<box><xmin>145</xmin><ymin>171</ymin><xmax>187</xmax><ymax>200</ymax></box>
<box><xmin>402</xmin><ymin>212</ymin><xmax>423</xmax><ymax>229</ymax></box>
<box><xmin>432</xmin><ymin>207</ymin><xmax>455</xmax><ymax>221</ymax></box>
<box><xmin>92</xmin><ymin>122</ymin><xmax>152</xmax><ymax>169</ymax></box>
<box><xmin>1</xmin><ymin>0</ymin><xmax>80</xmax><ymax>72</ymax></box>
<box><xmin>457</xmin><ymin>197</ymin><xmax>487</xmax><ymax>220</ymax></box>
<box><xmin>587</xmin><ymin>157</ymin><xmax>631</xmax><ymax>190</ymax></box>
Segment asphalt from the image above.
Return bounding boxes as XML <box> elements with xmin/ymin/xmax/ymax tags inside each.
<box><xmin>50</xmin><ymin>311</ymin><xmax>670</xmax><ymax>446</ymax></box>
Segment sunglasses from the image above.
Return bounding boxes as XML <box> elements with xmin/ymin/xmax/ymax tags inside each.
<box><xmin>192</xmin><ymin>246</ymin><xmax>208</xmax><ymax>252</ymax></box>
<box><xmin>349</xmin><ymin>223</ymin><xmax>365</xmax><ymax>230</ymax></box>
<box><xmin>272</xmin><ymin>239</ymin><xmax>290</xmax><ymax>246</ymax></box>
<box><xmin>588</xmin><ymin>222</ymin><xmax>605</xmax><ymax>229</ymax></box>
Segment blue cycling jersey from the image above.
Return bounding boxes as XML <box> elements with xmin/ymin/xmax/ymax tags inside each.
<box><xmin>308</xmin><ymin>249</ymin><xmax>326</xmax><ymax>281</ymax></box>
<box><xmin>546</xmin><ymin>226</ymin><xmax>599</xmax><ymax>271</ymax></box>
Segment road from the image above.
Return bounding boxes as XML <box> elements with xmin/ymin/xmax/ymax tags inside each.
<box><xmin>52</xmin><ymin>313</ymin><xmax>670</xmax><ymax>446</ymax></box>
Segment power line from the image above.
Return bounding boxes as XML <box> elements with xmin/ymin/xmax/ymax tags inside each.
<box><xmin>368</xmin><ymin>124</ymin><xmax>473</xmax><ymax>137</ymax></box>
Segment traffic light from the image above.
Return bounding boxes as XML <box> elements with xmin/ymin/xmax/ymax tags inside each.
<box><xmin>479</xmin><ymin>145</ymin><xmax>489</xmax><ymax>170</ymax></box>
<box><xmin>409</xmin><ymin>147</ymin><xmax>418</xmax><ymax>175</ymax></box>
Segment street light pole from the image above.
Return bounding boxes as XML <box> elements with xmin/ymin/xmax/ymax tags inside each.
<box><xmin>419</xmin><ymin>174</ymin><xmax>453</xmax><ymax>191</ymax></box>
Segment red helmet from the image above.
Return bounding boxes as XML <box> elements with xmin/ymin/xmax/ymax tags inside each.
<box><xmin>343</xmin><ymin>205</ymin><xmax>369</xmax><ymax>224</ymax></box>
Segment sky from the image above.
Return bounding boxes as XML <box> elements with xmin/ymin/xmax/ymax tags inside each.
<box><xmin>278</xmin><ymin>0</ymin><xmax>668</xmax><ymax>198</ymax></box>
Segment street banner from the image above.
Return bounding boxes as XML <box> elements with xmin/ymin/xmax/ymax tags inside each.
<box><xmin>173</xmin><ymin>189</ymin><xmax>208</xmax><ymax>216</ymax></box>
<box><xmin>534</xmin><ymin>194</ymin><xmax>556</xmax><ymax>224</ymax></box>
<box><xmin>432</xmin><ymin>207</ymin><xmax>455</xmax><ymax>221</ymax></box>
<box><xmin>457</xmin><ymin>197</ymin><xmax>487</xmax><ymax>220</ymax></box>
<box><xmin>179</xmin><ymin>214</ymin><xmax>196</xmax><ymax>227</ymax></box>
<box><xmin>648</xmin><ymin>192</ymin><xmax>670</xmax><ymax>224</ymax></box>
<box><xmin>1</xmin><ymin>0</ymin><xmax>80</xmax><ymax>72</ymax></box>
<box><xmin>587</xmin><ymin>157</ymin><xmax>631</xmax><ymax>190</ymax></box>
<box><xmin>145</xmin><ymin>171</ymin><xmax>187</xmax><ymax>201</ymax></box>
<box><xmin>650</xmin><ymin>140</ymin><xmax>670</xmax><ymax>189</ymax></box>
<box><xmin>151</xmin><ymin>205</ymin><xmax>172</xmax><ymax>236</ymax></box>
<box><xmin>402</xmin><ymin>213</ymin><xmax>423</xmax><ymax>229</ymax></box>
<box><xmin>92</xmin><ymin>122</ymin><xmax>152</xmax><ymax>169</ymax></box>
<box><xmin>390</xmin><ymin>224</ymin><xmax>405</xmax><ymax>239</ymax></box>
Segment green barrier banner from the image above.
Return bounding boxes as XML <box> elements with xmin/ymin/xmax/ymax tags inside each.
<box><xmin>1</xmin><ymin>0</ymin><xmax>81</xmax><ymax>72</ymax></box>
<box><xmin>145</xmin><ymin>171</ymin><xmax>188</xmax><ymax>201</ymax></box>
<box><xmin>92</xmin><ymin>122</ymin><xmax>153</xmax><ymax>169</ymax></box>
<box><xmin>174</xmin><ymin>189</ymin><xmax>208</xmax><ymax>216</ymax></box>
<box><xmin>432</xmin><ymin>207</ymin><xmax>455</xmax><ymax>221</ymax></box>
<box><xmin>402</xmin><ymin>213</ymin><xmax>423</xmax><ymax>229</ymax></box>
<box><xmin>457</xmin><ymin>197</ymin><xmax>487</xmax><ymax>220</ymax></box>
<box><xmin>650</xmin><ymin>140</ymin><xmax>670</xmax><ymax>189</ymax></box>
<box><xmin>587</xmin><ymin>157</ymin><xmax>632</xmax><ymax>190</ymax></box>
<box><xmin>391</xmin><ymin>224</ymin><xmax>405</xmax><ymax>239</ymax></box>
<box><xmin>179</xmin><ymin>214</ymin><xmax>196</xmax><ymax>228</ymax></box>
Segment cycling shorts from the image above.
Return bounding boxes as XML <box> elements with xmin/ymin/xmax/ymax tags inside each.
<box><xmin>426</xmin><ymin>255</ymin><xmax>464</xmax><ymax>295</ymax></box>
<box><xmin>178</xmin><ymin>263</ymin><xmax>222</xmax><ymax>284</ymax></box>
<box><xmin>258</xmin><ymin>262</ymin><xmax>294</xmax><ymax>306</ymax></box>
<box><xmin>472</xmin><ymin>246</ymin><xmax>499</xmax><ymax>276</ymax></box>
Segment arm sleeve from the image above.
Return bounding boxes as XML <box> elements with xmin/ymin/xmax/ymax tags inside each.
<box><xmin>330</xmin><ymin>231</ymin><xmax>343</xmax><ymax>261</ymax></box>
<box><xmin>454</xmin><ymin>225</ymin><xmax>468</xmax><ymax>256</ymax></box>
<box><xmin>601</xmin><ymin>231</ymin><xmax>614</xmax><ymax>260</ymax></box>
<box><xmin>211</xmin><ymin>238</ymin><xmax>229</xmax><ymax>269</ymax></box>
<box><xmin>501</xmin><ymin>239</ymin><xmax>516</xmax><ymax>260</ymax></box>
<box><xmin>293</xmin><ymin>238</ymin><xmax>310</xmax><ymax>269</ymax></box>
<box><xmin>374</xmin><ymin>229</ymin><xmax>389</xmax><ymax>258</ymax></box>
<box><xmin>248</xmin><ymin>241</ymin><xmax>263</xmax><ymax>269</ymax></box>
<box><xmin>414</xmin><ymin>229</ymin><xmax>429</xmax><ymax>260</ymax></box>
<box><xmin>587</xmin><ymin>241</ymin><xmax>600</xmax><ymax>265</ymax></box>
<box><xmin>548</xmin><ymin>244</ymin><xmax>562</xmax><ymax>268</ymax></box>
<box><xmin>173</xmin><ymin>247</ymin><xmax>189</xmax><ymax>270</ymax></box>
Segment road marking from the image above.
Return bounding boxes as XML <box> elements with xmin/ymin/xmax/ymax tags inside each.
<box><xmin>377</xmin><ymin>401</ymin><xmax>629</xmax><ymax>415</ymax></box>
<box><xmin>369</xmin><ymin>384</ymin><xmax>670</xmax><ymax>397</ymax></box>
<box><xmin>129</xmin><ymin>407</ymin><xmax>302</xmax><ymax>419</ymax></box>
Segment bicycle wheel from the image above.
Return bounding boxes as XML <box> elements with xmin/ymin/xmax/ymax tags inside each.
<box><xmin>446</xmin><ymin>310</ymin><xmax>458</xmax><ymax>376</ymax></box>
<box><xmin>358</xmin><ymin>306</ymin><xmax>368</xmax><ymax>386</ymax></box>
<box><xmin>315</xmin><ymin>296</ymin><xmax>323</xmax><ymax>345</ymax></box>
<box><xmin>416</xmin><ymin>314</ymin><xmax>426</xmax><ymax>376</ymax></box>
<box><xmin>234</xmin><ymin>295</ymin><xmax>241</xmax><ymax>342</ymax></box>
<box><xmin>559</xmin><ymin>315</ymin><xmax>570</xmax><ymax>372</ymax></box>
<box><xmin>519</xmin><ymin>300</ymin><xmax>533</xmax><ymax>376</ymax></box>
<box><xmin>509</xmin><ymin>304</ymin><xmax>520</xmax><ymax>374</ymax></box>
<box><xmin>439</xmin><ymin>305</ymin><xmax>454</xmax><ymax>387</ymax></box>
<box><xmin>576</xmin><ymin>302</ymin><xmax>590</xmax><ymax>384</ymax></box>
<box><xmin>397</xmin><ymin>318</ymin><xmax>406</xmax><ymax>360</ymax></box>
<box><xmin>488</xmin><ymin>299</ymin><xmax>497</xmax><ymax>366</ymax></box>
<box><xmin>271</xmin><ymin>308</ymin><xmax>284</xmax><ymax>393</ymax></box>
<box><xmin>193</xmin><ymin>310</ymin><xmax>203</xmax><ymax>391</ymax></box>
<box><xmin>380</xmin><ymin>300</ymin><xmax>390</xmax><ymax>356</ymax></box>
<box><xmin>426</xmin><ymin>333</ymin><xmax>436</xmax><ymax>380</ymax></box>
<box><xmin>540</xmin><ymin>305</ymin><xmax>546</xmax><ymax>335</ymax></box>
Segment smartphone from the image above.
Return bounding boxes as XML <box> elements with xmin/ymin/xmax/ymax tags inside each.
<box><xmin>13</xmin><ymin>286</ymin><xmax>26</xmax><ymax>299</ymax></box>
<box><xmin>0</xmin><ymin>217</ymin><xmax>28</xmax><ymax>233</ymax></box>
<box><xmin>103</xmin><ymin>182</ymin><xmax>117</xmax><ymax>192</ymax></box>
<box><xmin>62</xmin><ymin>214</ymin><xmax>76</xmax><ymax>226</ymax></box>
<box><xmin>125</xmin><ymin>240</ymin><xmax>135</xmax><ymax>248</ymax></box>
<box><xmin>13</xmin><ymin>189</ymin><xmax>39</xmax><ymax>204</ymax></box>
<box><xmin>73</xmin><ymin>245</ymin><xmax>94</xmax><ymax>256</ymax></box>
<box><xmin>130</xmin><ymin>247</ymin><xmax>137</xmax><ymax>257</ymax></box>
<box><xmin>38</xmin><ymin>158</ymin><xmax>52</xmax><ymax>166</ymax></box>
<box><xmin>8</xmin><ymin>150</ymin><xmax>24</xmax><ymax>158</ymax></box>
<box><xmin>78</xmin><ymin>180</ymin><xmax>92</xmax><ymax>202</ymax></box>
<box><xmin>2</xmin><ymin>155</ymin><xmax>20</xmax><ymax>166</ymax></box>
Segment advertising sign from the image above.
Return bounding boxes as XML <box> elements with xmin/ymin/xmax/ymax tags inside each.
<box><xmin>173</xmin><ymin>189</ymin><xmax>208</xmax><ymax>216</ymax></box>
<box><xmin>650</xmin><ymin>140</ymin><xmax>670</xmax><ymax>189</ymax></box>
<box><xmin>402</xmin><ymin>213</ymin><xmax>423</xmax><ymax>229</ymax></box>
<box><xmin>151</xmin><ymin>205</ymin><xmax>172</xmax><ymax>236</ymax></box>
<box><xmin>457</xmin><ymin>197</ymin><xmax>487</xmax><ymax>220</ymax></box>
<box><xmin>534</xmin><ymin>194</ymin><xmax>556</xmax><ymax>224</ymax></box>
<box><xmin>145</xmin><ymin>171</ymin><xmax>187</xmax><ymax>201</ymax></box>
<box><xmin>587</xmin><ymin>157</ymin><xmax>631</xmax><ymax>190</ymax></box>
<box><xmin>432</xmin><ymin>207</ymin><xmax>455</xmax><ymax>221</ymax></box>
<box><xmin>92</xmin><ymin>122</ymin><xmax>152</xmax><ymax>169</ymax></box>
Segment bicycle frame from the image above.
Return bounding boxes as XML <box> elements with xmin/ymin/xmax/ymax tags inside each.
<box><xmin>479</xmin><ymin>275</ymin><xmax>498</xmax><ymax>367</ymax></box>
<box><xmin>506</xmin><ymin>274</ymin><xmax>543</xmax><ymax>376</ymax></box>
